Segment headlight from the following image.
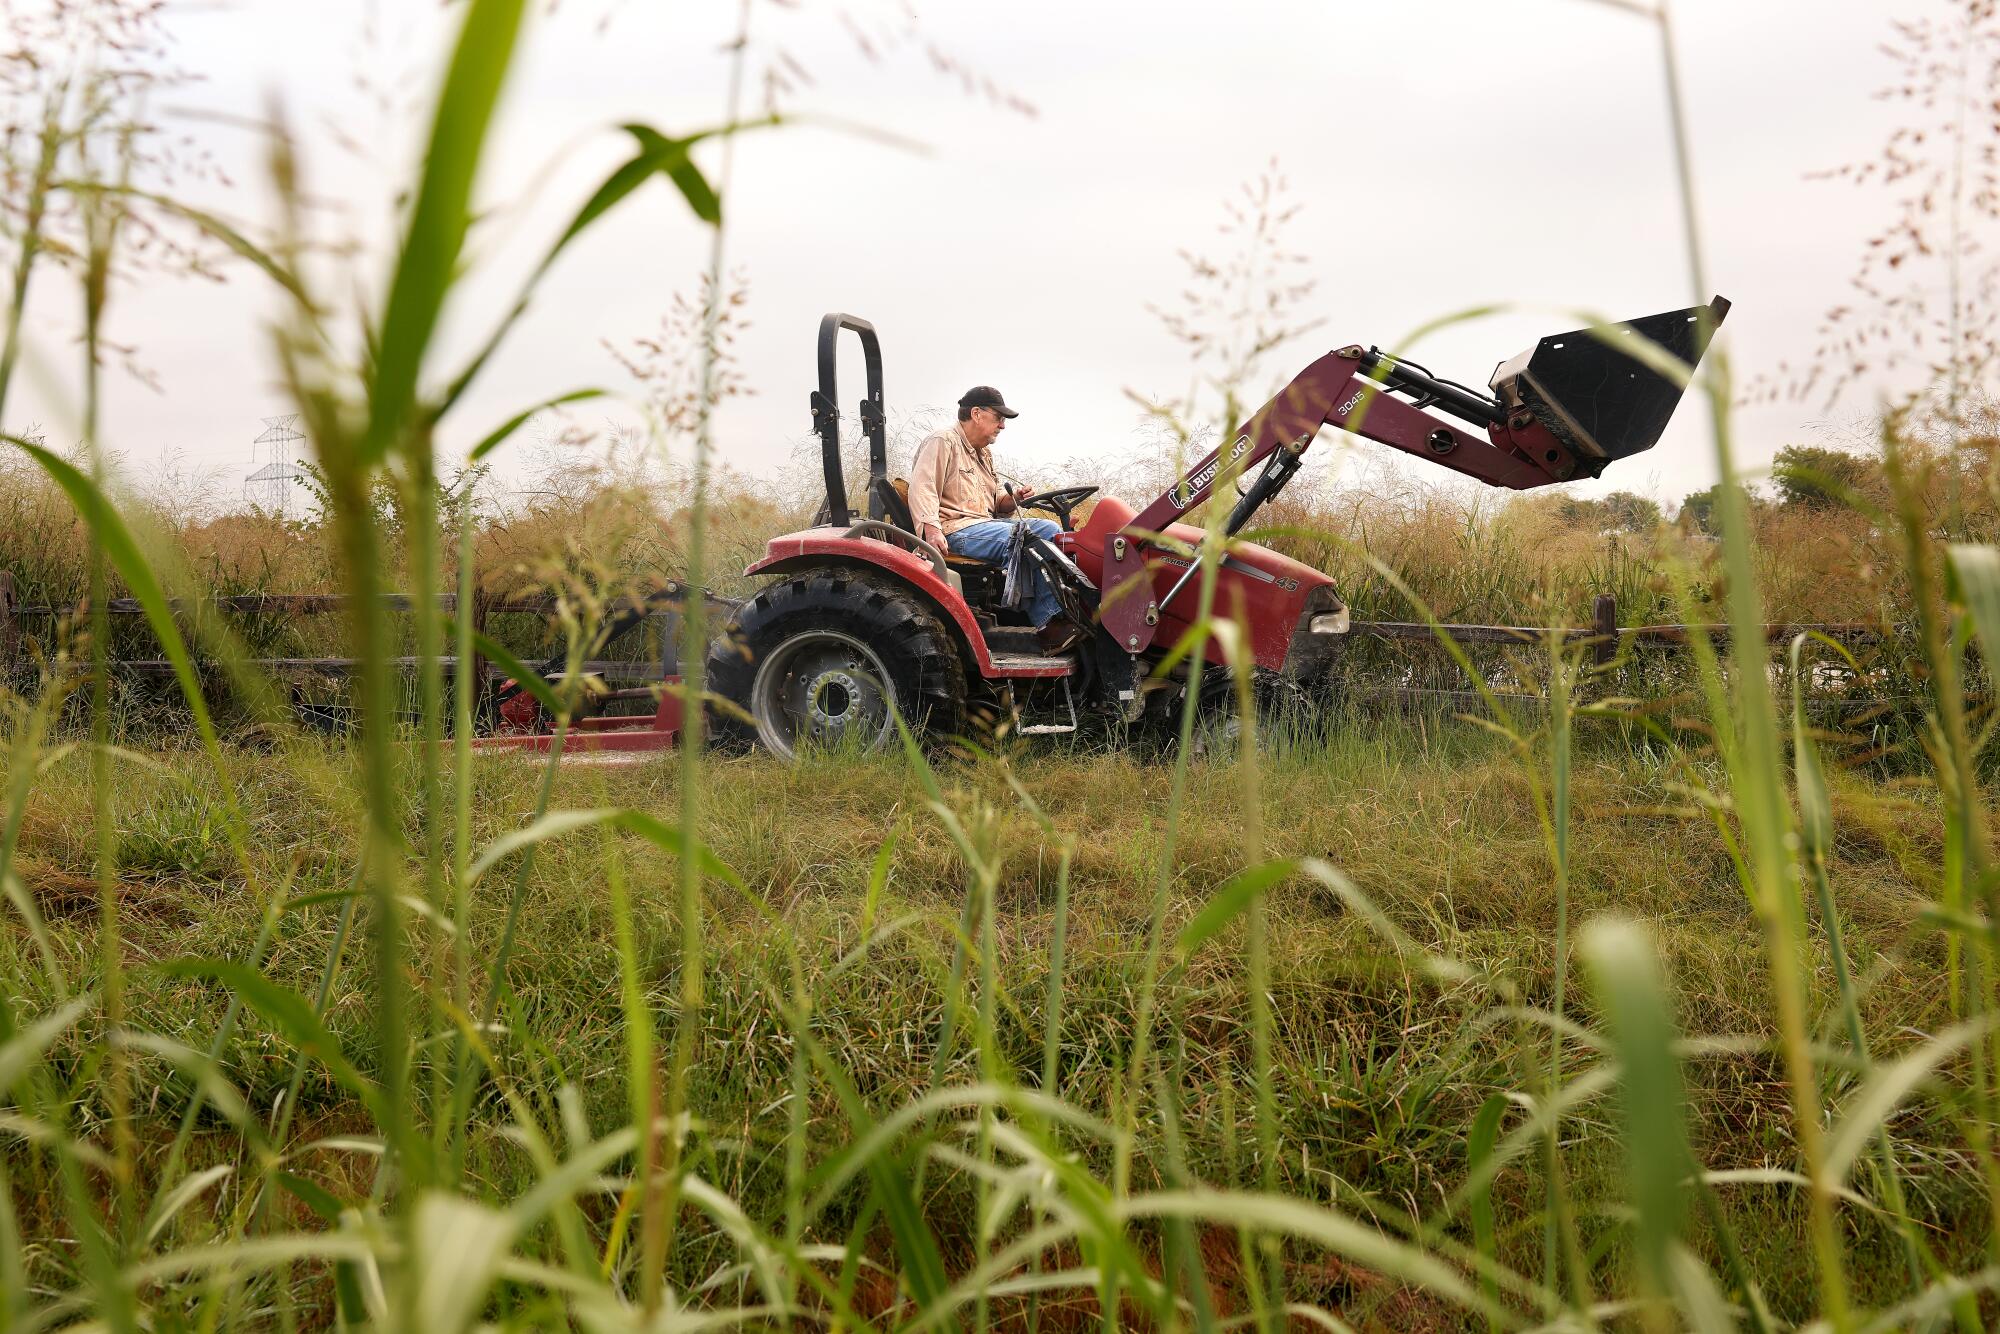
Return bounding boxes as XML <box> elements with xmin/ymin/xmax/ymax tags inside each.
<box><xmin>1309</xmin><ymin>609</ymin><xmax>1349</xmax><ymax>635</ymax></box>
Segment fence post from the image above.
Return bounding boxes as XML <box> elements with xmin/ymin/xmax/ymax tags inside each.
<box><xmin>470</xmin><ymin>589</ymin><xmax>490</xmax><ymax>719</ymax></box>
<box><xmin>1592</xmin><ymin>593</ymin><xmax>1617</xmax><ymax>667</ymax></box>
<box><xmin>659</xmin><ymin>579</ymin><xmax>683</xmax><ymax>678</ymax></box>
<box><xmin>0</xmin><ymin>571</ymin><xmax>15</xmax><ymax>675</ymax></box>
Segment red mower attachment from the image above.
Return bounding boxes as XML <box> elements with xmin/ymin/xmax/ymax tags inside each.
<box><xmin>472</xmin><ymin>679</ymin><xmax>687</xmax><ymax>757</ymax></box>
<box><xmin>468</xmin><ymin>583</ymin><xmax>730</xmax><ymax>758</ymax></box>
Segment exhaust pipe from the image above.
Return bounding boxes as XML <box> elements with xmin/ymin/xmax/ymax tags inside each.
<box><xmin>1489</xmin><ymin>296</ymin><xmax>1729</xmax><ymax>477</ymax></box>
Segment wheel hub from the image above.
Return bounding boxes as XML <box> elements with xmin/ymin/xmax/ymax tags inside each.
<box><xmin>748</xmin><ymin>629</ymin><xmax>897</xmax><ymax>760</ymax></box>
<box><xmin>807</xmin><ymin>669</ymin><xmax>862</xmax><ymax>726</ymax></box>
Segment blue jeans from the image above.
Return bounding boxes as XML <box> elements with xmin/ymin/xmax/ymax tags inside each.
<box><xmin>948</xmin><ymin>518</ymin><xmax>1063</xmax><ymax>627</ymax></box>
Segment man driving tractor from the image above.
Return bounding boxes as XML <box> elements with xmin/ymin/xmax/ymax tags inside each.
<box><xmin>686</xmin><ymin>302</ymin><xmax>1726</xmax><ymax>760</ymax></box>
<box><xmin>909</xmin><ymin>386</ymin><xmax>1083</xmax><ymax>653</ymax></box>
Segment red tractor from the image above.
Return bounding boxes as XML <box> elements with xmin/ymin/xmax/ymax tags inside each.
<box><xmin>703</xmin><ymin>302</ymin><xmax>1728</xmax><ymax>758</ymax></box>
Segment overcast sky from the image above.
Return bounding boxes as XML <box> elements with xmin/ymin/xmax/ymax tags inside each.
<box><xmin>5</xmin><ymin>0</ymin><xmax>1937</xmax><ymax>512</ymax></box>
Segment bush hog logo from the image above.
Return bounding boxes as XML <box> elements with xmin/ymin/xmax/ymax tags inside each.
<box><xmin>1168</xmin><ymin>433</ymin><xmax>1253</xmax><ymax>510</ymax></box>
<box><xmin>1158</xmin><ymin>552</ymin><xmax>1300</xmax><ymax>591</ymax></box>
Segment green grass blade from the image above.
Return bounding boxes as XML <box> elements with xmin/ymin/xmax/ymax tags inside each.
<box><xmin>1120</xmin><ymin>1189</ymin><xmax>1515</xmax><ymax>1320</ymax></box>
<box><xmin>139</xmin><ymin>1166</ymin><xmax>231</xmax><ymax>1249</ymax></box>
<box><xmin>1296</xmin><ymin>859</ymin><xmax>1472</xmax><ymax>984</ymax></box>
<box><xmin>155</xmin><ymin>959</ymin><xmax>390</xmax><ymax>1125</ymax></box>
<box><xmin>1544</xmin><ymin>632</ymin><xmax>1576</xmax><ymax>1299</ymax></box>
<box><xmin>1580</xmin><ymin>917</ymin><xmax>1689</xmax><ymax>1300</ymax></box>
<box><xmin>363</xmin><ymin>0</ymin><xmax>529</xmax><ymax>465</ymax></box>
<box><xmin>54</xmin><ymin>183</ymin><xmax>312</xmax><ymax>309</ymax></box>
<box><xmin>0</xmin><ymin>996</ymin><xmax>91</xmax><ymax>1093</ymax></box>
<box><xmin>466</xmin><ymin>806</ymin><xmax>740</xmax><ymax>888</ymax></box>
<box><xmin>806</xmin><ymin>1085</ymin><xmax>1118</xmax><ymax>1217</ymax></box>
<box><xmin>1041</xmin><ymin>848</ymin><xmax>1072</xmax><ymax>1097</ymax></box>
<box><xmin>467</xmin><ymin>388</ymin><xmax>608</xmax><ymax>462</ymax></box>
<box><xmin>799</xmin><ymin>1030</ymin><xmax>956</xmax><ymax>1321</ymax></box>
<box><xmin>1173</xmin><ymin>857</ymin><xmax>1296</xmax><ymax>960</ymax></box>
<box><xmin>1824</xmin><ymin>1017</ymin><xmax>1999</xmax><ymax>1186</ymax></box>
<box><xmin>410</xmin><ymin>1192</ymin><xmax>515</xmax><ymax>1334</ymax></box>
<box><xmin>1948</xmin><ymin>545</ymin><xmax>2000</xmax><ymax>671</ymax></box>
<box><xmin>1787</xmin><ymin>632</ymin><xmax>1930</xmax><ymax>1299</ymax></box>
<box><xmin>462</xmin><ymin>626</ymin><xmax>563</xmax><ymax>715</ymax></box>
<box><xmin>1</xmin><ymin>869</ymin><xmax>67</xmax><ymax>1006</ymax></box>
<box><xmin>435</xmin><ymin>120</ymin><xmax>769</xmax><ymax>415</ymax></box>
<box><xmin>272</xmin><ymin>1179</ymin><xmax>369</xmax><ymax>1322</ymax></box>
<box><xmin>862</xmin><ymin>832</ymin><xmax>897</xmax><ymax>939</ymax></box>
<box><xmin>3</xmin><ymin>439</ymin><xmax>237</xmax><ymax>807</ymax></box>
<box><xmin>1468</xmin><ymin>1093</ymin><xmax>1507</xmax><ymax>1331</ymax></box>
<box><xmin>617</xmin><ymin>123</ymin><xmax>726</xmax><ymax>225</ymax></box>
<box><xmin>0</xmin><ymin>1169</ymin><xmax>26</xmax><ymax>1331</ymax></box>
<box><xmin>1668</xmin><ymin>1242</ymin><xmax>1739</xmax><ymax>1334</ymax></box>
<box><xmin>114</xmin><ymin>1034</ymin><xmax>261</xmax><ymax>1148</ymax></box>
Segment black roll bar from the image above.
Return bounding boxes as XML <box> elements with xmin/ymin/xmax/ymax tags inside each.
<box><xmin>811</xmin><ymin>313</ymin><xmax>886</xmax><ymax>528</ymax></box>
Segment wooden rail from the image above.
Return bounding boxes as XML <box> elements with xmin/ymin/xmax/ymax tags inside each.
<box><xmin>1348</xmin><ymin>588</ymin><xmax>1882</xmax><ymax>662</ymax></box>
<box><xmin>112</xmin><ymin>657</ymin><xmax>660</xmax><ymax>681</ymax></box>
<box><xmin>0</xmin><ymin>583</ymin><xmax>1890</xmax><ymax>683</ymax></box>
<box><xmin>8</xmin><ymin>593</ymin><xmax>603</xmax><ymax>618</ymax></box>
<box><xmin>0</xmin><ymin>583</ymin><xmax>732</xmax><ymax>687</ymax></box>
<box><xmin>1352</xmin><ymin>619</ymin><xmax>1881</xmax><ymax>645</ymax></box>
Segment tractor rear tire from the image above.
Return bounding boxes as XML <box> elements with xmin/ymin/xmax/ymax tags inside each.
<box><xmin>704</xmin><ymin>569</ymin><xmax>966</xmax><ymax>759</ymax></box>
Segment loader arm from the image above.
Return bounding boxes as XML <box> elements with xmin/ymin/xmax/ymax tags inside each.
<box><xmin>1100</xmin><ymin>297</ymin><xmax>1728</xmax><ymax>652</ymax></box>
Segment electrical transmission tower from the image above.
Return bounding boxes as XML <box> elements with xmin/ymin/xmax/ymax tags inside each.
<box><xmin>244</xmin><ymin>415</ymin><xmax>305</xmax><ymax>517</ymax></box>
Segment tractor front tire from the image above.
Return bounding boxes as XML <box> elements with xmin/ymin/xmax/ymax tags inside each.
<box><xmin>704</xmin><ymin>569</ymin><xmax>966</xmax><ymax>760</ymax></box>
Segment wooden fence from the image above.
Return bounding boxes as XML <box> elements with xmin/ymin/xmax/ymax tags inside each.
<box><xmin>0</xmin><ymin>573</ymin><xmax>1889</xmax><ymax>706</ymax></box>
<box><xmin>0</xmin><ymin>571</ymin><xmax>728</xmax><ymax>689</ymax></box>
<box><xmin>1351</xmin><ymin>593</ymin><xmax>1881</xmax><ymax>659</ymax></box>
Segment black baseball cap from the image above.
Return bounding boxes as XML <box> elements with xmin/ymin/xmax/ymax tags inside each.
<box><xmin>958</xmin><ymin>386</ymin><xmax>1018</xmax><ymax>418</ymax></box>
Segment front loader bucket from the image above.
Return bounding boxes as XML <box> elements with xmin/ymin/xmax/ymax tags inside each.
<box><xmin>1489</xmin><ymin>296</ymin><xmax>1728</xmax><ymax>475</ymax></box>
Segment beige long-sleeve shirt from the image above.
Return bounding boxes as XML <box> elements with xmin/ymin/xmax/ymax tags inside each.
<box><xmin>907</xmin><ymin>422</ymin><xmax>1003</xmax><ymax>537</ymax></box>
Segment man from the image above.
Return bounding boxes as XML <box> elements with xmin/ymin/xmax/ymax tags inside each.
<box><xmin>908</xmin><ymin>386</ymin><xmax>1082</xmax><ymax>653</ymax></box>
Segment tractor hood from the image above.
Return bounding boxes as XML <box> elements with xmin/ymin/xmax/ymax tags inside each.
<box><xmin>1073</xmin><ymin>497</ymin><xmax>1347</xmax><ymax>675</ymax></box>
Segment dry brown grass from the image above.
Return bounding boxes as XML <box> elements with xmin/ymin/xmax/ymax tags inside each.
<box><xmin>0</xmin><ymin>429</ymin><xmax>1984</xmax><ymax>633</ymax></box>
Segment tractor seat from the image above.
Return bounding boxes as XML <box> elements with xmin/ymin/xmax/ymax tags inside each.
<box><xmin>877</xmin><ymin>477</ymin><xmax>916</xmax><ymax>531</ymax></box>
<box><xmin>882</xmin><ymin>478</ymin><xmax>986</xmax><ymax>568</ymax></box>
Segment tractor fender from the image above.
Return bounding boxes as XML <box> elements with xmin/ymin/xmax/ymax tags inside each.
<box><xmin>744</xmin><ymin>529</ymin><xmax>1006</xmax><ymax>678</ymax></box>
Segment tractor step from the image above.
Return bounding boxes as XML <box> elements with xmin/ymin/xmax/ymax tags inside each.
<box><xmin>982</xmin><ymin>626</ymin><xmax>1044</xmax><ymax>654</ymax></box>
<box><xmin>987</xmin><ymin>651</ymin><xmax>1076</xmax><ymax>678</ymax></box>
<box><xmin>1016</xmin><ymin>674</ymin><xmax>1078</xmax><ymax>735</ymax></box>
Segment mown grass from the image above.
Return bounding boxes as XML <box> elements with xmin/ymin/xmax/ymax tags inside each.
<box><xmin>0</xmin><ymin>718</ymin><xmax>1977</xmax><ymax>1323</ymax></box>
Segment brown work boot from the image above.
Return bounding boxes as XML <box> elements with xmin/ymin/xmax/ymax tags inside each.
<box><xmin>1035</xmin><ymin>617</ymin><xmax>1083</xmax><ymax>654</ymax></box>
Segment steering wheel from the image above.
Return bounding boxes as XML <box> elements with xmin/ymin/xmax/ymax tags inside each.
<box><xmin>1016</xmin><ymin>485</ymin><xmax>1099</xmax><ymax>530</ymax></box>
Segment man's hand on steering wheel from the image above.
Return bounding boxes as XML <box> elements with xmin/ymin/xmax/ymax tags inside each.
<box><xmin>1017</xmin><ymin>485</ymin><xmax>1099</xmax><ymax>530</ymax></box>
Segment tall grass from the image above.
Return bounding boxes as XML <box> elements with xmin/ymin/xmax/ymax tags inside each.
<box><xmin>4</xmin><ymin>2</ymin><xmax>2000</xmax><ymax>1330</ymax></box>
